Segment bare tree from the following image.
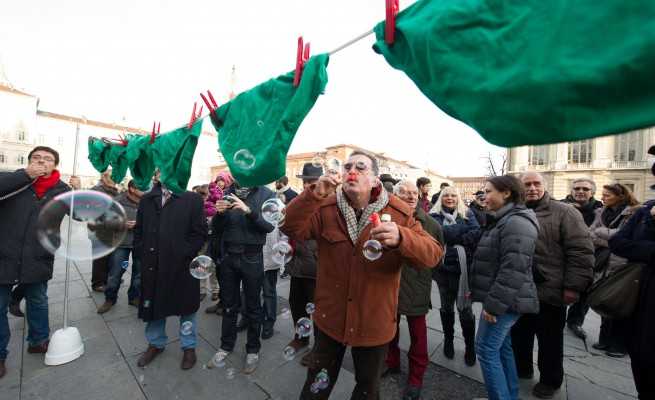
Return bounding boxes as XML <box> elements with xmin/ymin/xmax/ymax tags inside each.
<box><xmin>482</xmin><ymin>151</ymin><xmax>507</xmax><ymax>177</ymax></box>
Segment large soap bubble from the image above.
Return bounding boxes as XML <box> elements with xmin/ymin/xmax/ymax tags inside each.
<box><xmin>261</xmin><ymin>198</ymin><xmax>286</xmax><ymax>226</ymax></box>
<box><xmin>190</xmin><ymin>255</ymin><xmax>215</xmax><ymax>279</ymax></box>
<box><xmin>37</xmin><ymin>190</ymin><xmax>127</xmax><ymax>261</ymax></box>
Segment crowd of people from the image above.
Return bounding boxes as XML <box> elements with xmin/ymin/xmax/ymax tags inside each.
<box><xmin>0</xmin><ymin>144</ymin><xmax>653</xmax><ymax>400</ymax></box>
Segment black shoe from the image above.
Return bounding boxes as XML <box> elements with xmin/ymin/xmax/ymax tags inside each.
<box><xmin>567</xmin><ymin>324</ymin><xmax>587</xmax><ymax>340</ymax></box>
<box><xmin>381</xmin><ymin>366</ymin><xmax>401</xmax><ymax>378</ymax></box>
<box><xmin>443</xmin><ymin>337</ymin><xmax>454</xmax><ymax>359</ymax></box>
<box><xmin>402</xmin><ymin>385</ymin><xmax>421</xmax><ymax>400</ymax></box>
<box><xmin>8</xmin><ymin>302</ymin><xmax>24</xmax><ymax>318</ymax></box>
<box><xmin>605</xmin><ymin>347</ymin><xmax>627</xmax><ymax>358</ymax></box>
<box><xmin>592</xmin><ymin>342</ymin><xmax>610</xmax><ymax>351</ymax></box>
<box><xmin>261</xmin><ymin>327</ymin><xmax>274</xmax><ymax>340</ymax></box>
<box><xmin>205</xmin><ymin>303</ymin><xmax>223</xmax><ymax>315</ymax></box>
<box><xmin>532</xmin><ymin>382</ymin><xmax>558</xmax><ymax>399</ymax></box>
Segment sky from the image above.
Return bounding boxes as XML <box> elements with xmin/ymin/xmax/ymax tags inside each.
<box><xmin>0</xmin><ymin>0</ymin><xmax>505</xmax><ymax>177</ymax></box>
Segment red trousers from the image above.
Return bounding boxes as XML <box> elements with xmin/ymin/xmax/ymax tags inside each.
<box><xmin>385</xmin><ymin>314</ymin><xmax>429</xmax><ymax>387</ymax></box>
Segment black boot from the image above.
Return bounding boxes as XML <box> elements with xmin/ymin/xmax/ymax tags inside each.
<box><xmin>461</xmin><ymin>317</ymin><xmax>477</xmax><ymax>366</ymax></box>
<box><xmin>440</xmin><ymin>311</ymin><xmax>455</xmax><ymax>359</ymax></box>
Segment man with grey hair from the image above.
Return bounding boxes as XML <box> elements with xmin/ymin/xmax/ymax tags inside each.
<box><xmin>512</xmin><ymin>171</ymin><xmax>594</xmax><ymax>399</ymax></box>
<box><xmin>561</xmin><ymin>177</ymin><xmax>602</xmax><ymax>340</ymax></box>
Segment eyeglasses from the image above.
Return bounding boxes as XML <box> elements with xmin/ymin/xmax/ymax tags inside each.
<box><xmin>342</xmin><ymin>161</ymin><xmax>369</xmax><ymax>173</ymax></box>
<box><xmin>30</xmin><ymin>155</ymin><xmax>55</xmax><ymax>162</ymax></box>
<box><xmin>573</xmin><ymin>187</ymin><xmax>591</xmax><ymax>192</ymax></box>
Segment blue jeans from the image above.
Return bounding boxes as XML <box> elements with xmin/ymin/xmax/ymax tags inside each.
<box><xmin>262</xmin><ymin>269</ymin><xmax>278</xmax><ymax>329</ymax></box>
<box><xmin>105</xmin><ymin>248</ymin><xmax>141</xmax><ymax>304</ymax></box>
<box><xmin>476</xmin><ymin>311</ymin><xmax>521</xmax><ymax>400</ymax></box>
<box><xmin>0</xmin><ymin>282</ymin><xmax>50</xmax><ymax>359</ymax></box>
<box><xmin>145</xmin><ymin>313</ymin><xmax>197</xmax><ymax>350</ymax></box>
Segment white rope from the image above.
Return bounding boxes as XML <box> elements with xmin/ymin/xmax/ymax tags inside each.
<box><xmin>328</xmin><ymin>29</ymin><xmax>375</xmax><ymax>56</ymax></box>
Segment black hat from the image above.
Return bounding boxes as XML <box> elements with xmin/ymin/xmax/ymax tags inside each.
<box><xmin>649</xmin><ymin>144</ymin><xmax>655</xmax><ymax>156</ymax></box>
<box><xmin>296</xmin><ymin>163</ymin><xmax>324</xmax><ymax>179</ymax></box>
<box><xmin>379</xmin><ymin>174</ymin><xmax>399</xmax><ymax>185</ymax></box>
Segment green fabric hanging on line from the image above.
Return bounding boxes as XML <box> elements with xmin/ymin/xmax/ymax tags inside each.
<box><xmin>87</xmin><ymin>138</ymin><xmax>111</xmax><ymax>173</ymax></box>
<box><xmin>151</xmin><ymin>119</ymin><xmax>203</xmax><ymax>194</ymax></box>
<box><xmin>108</xmin><ymin>143</ymin><xmax>130</xmax><ymax>184</ymax></box>
<box><xmin>126</xmin><ymin>135</ymin><xmax>156</xmax><ymax>192</ymax></box>
<box><xmin>210</xmin><ymin>53</ymin><xmax>329</xmax><ymax>187</ymax></box>
<box><xmin>372</xmin><ymin>0</ymin><xmax>655</xmax><ymax>147</ymax></box>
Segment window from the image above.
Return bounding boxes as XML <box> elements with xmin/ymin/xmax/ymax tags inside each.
<box><xmin>614</xmin><ymin>131</ymin><xmax>642</xmax><ymax>162</ymax></box>
<box><xmin>18</xmin><ymin>131</ymin><xmax>26</xmax><ymax>141</ymax></box>
<box><xmin>528</xmin><ymin>146</ymin><xmax>548</xmax><ymax>166</ymax></box>
<box><xmin>17</xmin><ymin>155</ymin><xmax>25</xmax><ymax>165</ymax></box>
<box><xmin>58</xmin><ymin>136</ymin><xmax>64</xmax><ymax>146</ymax></box>
<box><xmin>0</xmin><ymin>153</ymin><xmax>5</xmax><ymax>163</ymax></box>
<box><xmin>568</xmin><ymin>140</ymin><xmax>593</xmax><ymax>164</ymax></box>
<box><xmin>39</xmin><ymin>134</ymin><xmax>46</xmax><ymax>144</ymax></box>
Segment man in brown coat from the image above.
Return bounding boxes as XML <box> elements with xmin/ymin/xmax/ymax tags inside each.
<box><xmin>282</xmin><ymin>151</ymin><xmax>443</xmax><ymax>400</ymax></box>
<box><xmin>512</xmin><ymin>172</ymin><xmax>594</xmax><ymax>399</ymax></box>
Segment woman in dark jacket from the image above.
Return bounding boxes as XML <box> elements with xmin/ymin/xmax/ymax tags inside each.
<box><xmin>429</xmin><ymin>186</ymin><xmax>480</xmax><ymax>366</ymax></box>
<box><xmin>470</xmin><ymin>175</ymin><xmax>539</xmax><ymax>400</ymax></box>
<box><xmin>609</xmin><ymin>193</ymin><xmax>655</xmax><ymax>399</ymax></box>
<box><xmin>588</xmin><ymin>183</ymin><xmax>639</xmax><ymax>358</ymax></box>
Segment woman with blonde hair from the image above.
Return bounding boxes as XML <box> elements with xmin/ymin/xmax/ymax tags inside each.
<box><xmin>429</xmin><ymin>186</ymin><xmax>481</xmax><ymax>366</ymax></box>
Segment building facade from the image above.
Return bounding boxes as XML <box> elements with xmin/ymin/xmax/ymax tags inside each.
<box><xmin>0</xmin><ymin>83</ymin><xmax>219</xmax><ymax>190</ymax></box>
<box><xmin>448</xmin><ymin>176</ymin><xmax>487</xmax><ymax>201</ymax></box>
<box><xmin>508</xmin><ymin>128</ymin><xmax>655</xmax><ymax>201</ymax></box>
<box><xmin>212</xmin><ymin>144</ymin><xmax>451</xmax><ymax>195</ymax></box>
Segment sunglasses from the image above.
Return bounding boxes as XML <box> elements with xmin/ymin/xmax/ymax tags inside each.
<box><xmin>342</xmin><ymin>161</ymin><xmax>369</xmax><ymax>173</ymax></box>
<box><xmin>573</xmin><ymin>187</ymin><xmax>591</xmax><ymax>192</ymax></box>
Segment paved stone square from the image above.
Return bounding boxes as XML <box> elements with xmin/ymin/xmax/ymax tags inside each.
<box><xmin>0</xmin><ymin>256</ymin><xmax>636</xmax><ymax>400</ymax></box>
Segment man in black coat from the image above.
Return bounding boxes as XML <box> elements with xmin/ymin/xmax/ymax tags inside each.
<box><xmin>561</xmin><ymin>178</ymin><xmax>603</xmax><ymax>340</ymax></box>
<box><xmin>0</xmin><ymin>146</ymin><xmax>70</xmax><ymax>379</ymax></box>
<box><xmin>133</xmin><ymin>182</ymin><xmax>207</xmax><ymax>370</ymax></box>
<box><xmin>208</xmin><ymin>181</ymin><xmax>275</xmax><ymax>374</ymax></box>
<box><xmin>275</xmin><ymin>176</ymin><xmax>298</xmax><ymax>204</ymax></box>
<box><xmin>89</xmin><ymin>170</ymin><xmax>120</xmax><ymax>292</ymax></box>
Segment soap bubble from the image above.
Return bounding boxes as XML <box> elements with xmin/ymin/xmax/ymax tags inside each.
<box><xmin>280</xmin><ymin>308</ymin><xmax>291</xmax><ymax>319</ymax></box>
<box><xmin>283</xmin><ymin>346</ymin><xmax>296</xmax><ymax>361</ymax></box>
<box><xmin>305</xmin><ymin>302</ymin><xmax>315</xmax><ymax>315</ymax></box>
<box><xmin>121</xmin><ymin>260</ymin><xmax>129</xmax><ymax>270</ymax></box>
<box><xmin>272</xmin><ymin>241</ymin><xmax>293</xmax><ymax>265</ymax></box>
<box><xmin>296</xmin><ymin>317</ymin><xmax>313</xmax><ymax>338</ymax></box>
<box><xmin>311</xmin><ymin>155</ymin><xmax>324</xmax><ymax>168</ymax></box>
<box><xmin>310</xmin><ymin>369</ymin><xmax>330</xmax><ymax>393</ymax></box>
<box><xmin>180</xmin><ymin>321</ymin><xmax>193</xmax><ymax>336</ymax></box>
<box><xmin>226</xmin><ymin>367</ymin><xmax>236</xmax><ymax>379</ymax></box>
<box><xmin>325</xmin><ymin>158</ymin><xmax>341</xmax><ymax>175</ymax></box>
<box><xmin>256</xmin><ymin>120</ymin><xmax>265</xmax><ymax>128</ymax></box>
<box><xmin>261</xmin><ymin>198</ymin><xmax>286</xmax><ymax>225</ymax></box>
<box><xmin>233</xmin><ymin>149</ymin><xmax>256</xmax><ymax>170</ymax></box>
<box><xmin>190</xmin><ymin>255</ymin><xmax>214</xmax><ymax>279</ymax></box>
<box><xmin>363</xmin><ymin>239</ymin><xmax>383</xmax><ymax>261</ymax></box>
<box><xmin>37</xmin><ymin>190</ymin><xmax>127</xmax><ymax>261</ymax></box>
<box><xmin>208</xmin><ymin>351</ymin><xmax>228</xmax><ymax>369</ymax></box>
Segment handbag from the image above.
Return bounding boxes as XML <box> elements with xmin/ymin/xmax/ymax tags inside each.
<box><xmin>586</xmin><ymin>262</ymin><xmax>643</xmax><ymax>319</ymax></box>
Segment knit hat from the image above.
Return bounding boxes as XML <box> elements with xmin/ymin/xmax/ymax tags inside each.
<box><xmin>216</xmin><ymin>171</ymin><xmax>234</xmax><ymax>188</ymax></box>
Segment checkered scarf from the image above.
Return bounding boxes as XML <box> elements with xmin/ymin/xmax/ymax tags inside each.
<box><xmin>336</xmin><ymin>187</ymin><xmax>389</xmax><ymax>245</ymax></box>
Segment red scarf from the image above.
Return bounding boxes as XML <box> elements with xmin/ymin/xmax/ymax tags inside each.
<box><xmin>32</xmin><ymin>169</ymin><xmax>61</xmax><ymax>199</ymax></box>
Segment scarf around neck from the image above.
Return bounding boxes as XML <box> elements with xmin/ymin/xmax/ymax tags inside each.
<box><xmin>32</xmin><ymin>169</ymin><xmax>60</xmax><ymax>199</ymax></box>
<box><xmin>336</xmin><ymin>187</ymin><xmax>389</xmax><ymax>245</ymax></box>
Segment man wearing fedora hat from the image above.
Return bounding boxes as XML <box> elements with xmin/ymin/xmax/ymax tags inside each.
<box><xmin>283</xmin><ymin>163</ymin><xmax>323</xmax><ymax>365</ymax></box>
<box><xmin>379</xmin><ymin>174</ymin><xmax>399</xmax><ymax>193</ymax></box>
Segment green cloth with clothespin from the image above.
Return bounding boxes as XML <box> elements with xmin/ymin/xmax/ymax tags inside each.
<box><xmin>151</xmin><ymin>119</ymin><xmax>203</xmax><ymax>194</ymax></box>
<box><xmin>126</xmin><ymin>135</ymin><xmax>156</xmax><ymax>192</ymax></box>
<box><xmin>210</xmin><ymin>53</ymin><xmax>329</xmax><ymax>187</ymax></box>
<box><xmin>372</xmin><ymin>0</ymin><xmax>655</xmax><ymax>146</ymax></box>
<box><xmin>108</xmin><ymin>144</ymin><xmax>130</xmax><ymax>184</ymax></box>
<box><xmin>87</xmin><ymin>137</ymin><xmax>111</xmax><ymax>173</ymax></box>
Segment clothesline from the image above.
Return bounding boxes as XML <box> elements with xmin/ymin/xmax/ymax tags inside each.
<box><xmin>327</xmin><ymin>29</ymin><xmax>375</xmax><ymax>56</ymax></box>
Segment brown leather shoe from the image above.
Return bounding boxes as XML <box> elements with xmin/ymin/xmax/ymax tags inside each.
<box><xmin>0</xmin><ymin>359</ymin><xmax>6</xmax><ymax>379</ymax></box>
<box><xmin>181</xmin><ymin>349</ymin><xmax>197</xmax><ymax>370</ymax></box>
<box><xmin>137</xmin><ymin>346</ymin><xmax>164</xmax><ymax>367</ymax></box>
<box><xmin>27</xmin><ymin>340</ymin><xmax>49</xmax><ymax>354</ymax></box>
<box><xmin>92</xmin><ymin>285</ymin><xmax>105</xmax><ymax>293</ymax></box>
<box><xmin>97</xmin><ymin>301</ymin><xmax>114</xmax><ymax>314</ymax></box>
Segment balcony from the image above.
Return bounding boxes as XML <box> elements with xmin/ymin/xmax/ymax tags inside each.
<box><xmin>610</xmin><ymin>160</ymin><xmax>649</xmax><ymax>169</ymax></box>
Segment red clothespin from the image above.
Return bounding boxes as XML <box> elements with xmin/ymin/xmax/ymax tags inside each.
<box><xmin>293</xmin><ymin>36</ymin><xmax>311</xmax><ymax>87</ymax></box>
<box><xmin>200</xmin><ymin>90</ymin><xmax>221</xmax><ymax>125</ymax></box>
<box><xmin>385</xmin><ymin>0</ymin><xmax>399</xmax><ymax>45</ymax></box>
<box><xmin>118</xmin><ymin>132</ymin><xmax>128</xmax><ymax>146</ymax></box>
<box><xmin>149</xmin><ymin>121</ymin><xmax>161</xmax><ymax>144</ymax></box>
<box><xmin>187</xmin><ymin>102</ymin><xmax>203</xmax><ymax>129</ymax></box>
